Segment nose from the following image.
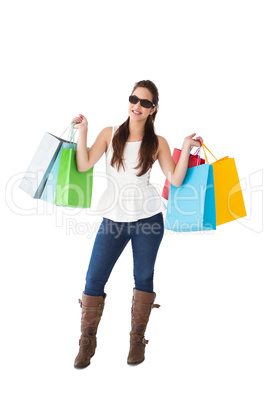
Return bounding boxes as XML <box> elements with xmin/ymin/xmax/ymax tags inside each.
<box><xmin>134</xmin><ymin>100</ymin><xmax>142</xmax><ymax>109</ymax></box>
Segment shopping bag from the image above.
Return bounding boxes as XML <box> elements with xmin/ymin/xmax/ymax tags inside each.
<box><xmin>165</xmin><ymin>147</ymin><xmax>216</xmax><ymax>232</ymax></box>
<box><xmin>162</xmin><ymin>147</ymin><xmax>205</xmax><ymax>200</ymax></box>
<box><xmin>55</xmin><ymin>126</ymin><xmax>93</xmax><ymax>208</ymax></box>
<box><xmin>201</xmin><ymin>144</ymin><xmax>247</xmax><ymax>226</ymax></box>
<box><xmin>40</xmin><ymin>144</ymin><xmax>64</xmax><ymax>204</ymax></box>
<box><xmin>19</xmin><ymin>132</ymin><xmax>64</xmax><ymax>199</ymax></box>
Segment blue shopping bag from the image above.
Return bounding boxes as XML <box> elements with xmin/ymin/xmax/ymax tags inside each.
<box><xmin>40</xmin><ymin>141</ymin><xmax>76</xmax><ymax>204</ymax></box>
<box><xmin>40</xmin><ymin>145</ymin><xmax>63</xmax><ymax>203</ymax></box>
<box><xmin>165</xmin><ymin>160</ymin><xmax>216</xmax><ymax>232</ymax></box>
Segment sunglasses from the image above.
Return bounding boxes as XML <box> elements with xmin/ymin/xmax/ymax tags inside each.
<box><xmin>129</xmin><ymin>95</ymin><xmax>155</xmax><ymax>109</ymax></box>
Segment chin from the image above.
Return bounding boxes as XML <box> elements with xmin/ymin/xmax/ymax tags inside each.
<box><xmin>129</xmin><ymin>113</ymin><xmax>146</xmax><ymax>122</ymax></box>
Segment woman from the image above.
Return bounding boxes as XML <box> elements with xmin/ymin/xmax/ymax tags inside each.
<box><xmin>72</xmin><ymin>80</ymin><xmax>203</xmax><ymax>368</ymax></box>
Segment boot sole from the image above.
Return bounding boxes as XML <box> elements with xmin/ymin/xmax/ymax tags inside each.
<box><xmin>127</xmin><ymin>358</ymin><xmax>145</xmax><ymax>366</ymax></box>
<box><xmin>74</xmin><ymin>362</ymin><xmax>91</xmax><ymax>369</ymax></box>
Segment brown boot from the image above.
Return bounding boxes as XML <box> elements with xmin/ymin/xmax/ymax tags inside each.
<box><xmin>127</xmin><ymin>289</ymin><xmax>160</xmax><ymax>365</ymax></box>
<box><xmin>74</xmin><ymin>292</ymin><xmax>106</xmax><ymax>369</ymax></box>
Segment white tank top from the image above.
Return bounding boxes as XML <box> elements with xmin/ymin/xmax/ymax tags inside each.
<box><xmin>95</xmin><ymin>125</ymin><xmax>167</xmax><ymax>222</ymax></box>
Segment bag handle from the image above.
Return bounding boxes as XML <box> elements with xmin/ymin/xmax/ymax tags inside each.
<box><xmin>201</xmin><ymin>143</ymin><xmax>218</xmax><ymax>164</ymax></box>
<box><xmin>58</xmin><ymin>122</ymin><xmax>78</xmax><ymax>142</ymax></box>
<box><xmin>189</xmin><ymin>144</ymin><xmax>202</xmax><ymax>166</ymax></box>
<box><xmin>69</xmin><ymin>123</ymin><xmax>78</xmax><ymax>148</ymax></box>
<box><xmin>59</xmin><ymin>123</ymin><xmax>72</xmax><ymax>138</ymax></box>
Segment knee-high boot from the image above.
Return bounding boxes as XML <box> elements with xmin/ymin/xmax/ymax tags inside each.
<box><xmin>127</xmin><ymin>289</ymin><xmax>160</xmax><ymax>365</ymax></box>
<box><xmin>74</xmin><ymin>292</ymin><xmax>106</xmax><ymax>369</ymax></box>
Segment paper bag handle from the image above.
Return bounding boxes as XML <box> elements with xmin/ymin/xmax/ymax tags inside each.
<box><xmin>201</xmin><ymin>143</ymin><xmax>218</xmax><ymax>164</ymax></box>
<box><xmin>59</xmin><ymin>123</ymin><xmax>73</xmax><ymax>138</ymax></box>
<box><xmin>189</xmin><ymin>144</ymin><xmax>202</xmax><ymax>166</ymax></box>
<box><xmin>69</xmin><ymin>123</ymin><xmax>78</xmax><ymax>148</ymax></box>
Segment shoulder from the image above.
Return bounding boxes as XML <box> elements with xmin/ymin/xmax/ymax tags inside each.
<box><xmin>156</xmin><ymin>135</ymin><xmax>168</xmax><ymax>145</ymax></box>
<box><xmin>101</xmin><ymin>126</ymin><xmax>113</xmax><ymax>136</ymax></box>
<box><xmin>155</xmin><ymin>135</ymin><xmax>170</xmax><ymax>159</ymax></box>
<box><xmin>98</xmin><ymin>126</ymin><xmax>113</xmax><ymax>152</ymax></box>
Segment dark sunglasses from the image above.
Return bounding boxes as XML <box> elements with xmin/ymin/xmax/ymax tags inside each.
<box><xmin>129</xmin><ymin>94</ymin><xmax>155</xmax><ymax>109</ymax></box>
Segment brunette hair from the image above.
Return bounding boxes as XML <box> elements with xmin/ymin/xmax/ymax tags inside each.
<box><xmin>110</xmin><ymin>80</ymin><xmax>159</xmax><ymax>177</ymax></box>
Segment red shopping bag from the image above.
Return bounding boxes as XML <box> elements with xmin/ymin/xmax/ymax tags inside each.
<box><xmin>162</xmin><ymin>147</ymin><xmax>206</xmax><ymax>200</ymax></box>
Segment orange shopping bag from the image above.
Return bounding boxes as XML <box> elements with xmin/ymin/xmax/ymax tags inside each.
<box><xmin>201</xmin><ymin>144</ymin><xmax>247</xmax><ymax>226</ymax></box>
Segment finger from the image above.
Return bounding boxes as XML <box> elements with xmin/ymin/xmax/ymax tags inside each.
<box><xmin>196</xmin><ymin>137</ymin><xmax>203</xmax><ymax>143</ymax></box>
<box><xmin>192</xmin><ymin>139</ymin><xmax>201</xmax><ymax>146</ymax></box>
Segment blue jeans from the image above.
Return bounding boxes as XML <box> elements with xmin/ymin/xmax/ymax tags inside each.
<box><xmin>84</xmin><ymin>212</ymin><xmax>164</xmax><ymax>296</ymax></box>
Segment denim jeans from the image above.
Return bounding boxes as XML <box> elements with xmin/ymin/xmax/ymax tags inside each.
<box><xmin>84</xmin><ymin>212</ymin><xmax>164</xmax><ymax>296</ymax></box>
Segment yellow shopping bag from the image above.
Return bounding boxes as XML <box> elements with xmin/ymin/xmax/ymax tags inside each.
<box><xmin>201</xmin><ymin>144</ymin><xmax>247</xmax><ymax>226</ymax></box>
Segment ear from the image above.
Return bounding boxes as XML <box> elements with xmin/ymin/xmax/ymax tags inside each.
<box><xmin>150</xmin><ymin>106</ymin><xmax>157</xmax><ymax>115</ymax></box>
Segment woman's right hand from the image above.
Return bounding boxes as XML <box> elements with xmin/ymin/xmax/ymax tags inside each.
<box><xmin>71</xmin><ymin>114</ymin><xmax>88</xmax><ymax>131</ymax></box>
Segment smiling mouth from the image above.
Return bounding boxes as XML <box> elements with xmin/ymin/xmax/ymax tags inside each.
<box><xmin>132</xmin><ymin>110</ymin><xmax>142</xmax><ymax>115</ymax></box>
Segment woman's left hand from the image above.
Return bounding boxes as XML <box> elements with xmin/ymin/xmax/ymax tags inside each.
<box><xmin>183</xmin><ymin>133</ymin><xmax>204</xmax><ymax>148</ymax></box>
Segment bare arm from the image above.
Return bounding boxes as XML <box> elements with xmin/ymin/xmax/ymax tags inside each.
<box><xmin>71</xmin><ymin>114</ymin><xmax>112</xmax><ymax>172</ymax></box>
<box><xmin>157</xmin><ymin>133</ymin><xmax>203</xmax><ymax>187</ymax></box>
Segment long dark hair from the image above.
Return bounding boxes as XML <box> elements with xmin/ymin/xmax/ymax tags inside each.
<box><xmin>110</xmin><ymin>80</ymin><xmax>159</xmax><ymax>177</ymax></box>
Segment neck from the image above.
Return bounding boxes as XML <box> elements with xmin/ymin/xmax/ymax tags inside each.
<box><xmin>128</xmin><ymin>119</ymin><xmax>146</xmax><ymax>138</ymax></box>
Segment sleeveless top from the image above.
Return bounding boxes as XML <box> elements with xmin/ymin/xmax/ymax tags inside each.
<box><xmin>95</xmin><ymin>125</ymin><xmax>167</xmax><ymax>222</ymax></box>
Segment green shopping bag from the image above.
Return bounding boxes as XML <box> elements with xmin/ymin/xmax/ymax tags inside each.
<box><xmin>55</xmin><ymin>126</ymin><xmax>93</xmax><ymax>208</ymax></box>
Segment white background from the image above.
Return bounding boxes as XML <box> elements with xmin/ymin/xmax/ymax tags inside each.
<box><xmin>1</xmin><ymin>0</ymin><xmax>267</xmax><ymax>401</ymax></box>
